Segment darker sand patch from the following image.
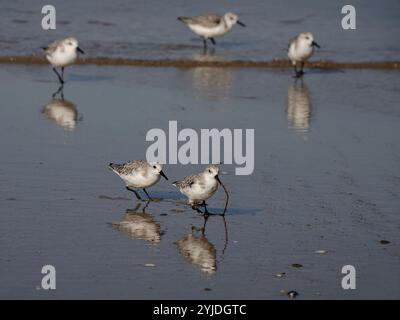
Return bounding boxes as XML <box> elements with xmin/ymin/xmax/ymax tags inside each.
<box><xmin>98</xmin><ymin>195</ymin><xmax>130</xmax><ymax>201</ymax></box>
<box><xmin>0</xmin><ymin>55</ymin><xmax>399</xmax><ymax>70</ymax></box>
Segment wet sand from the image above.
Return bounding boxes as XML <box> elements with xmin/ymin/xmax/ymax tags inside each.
<box><xmin>1</xmin><ymin>55</ymin><xmax>400</xmax><ymax>70</ymax></box>
<box><xmin>0</xmin><ymin>64</ymin><xmax>399</xmax><ymax>299</ymax></box>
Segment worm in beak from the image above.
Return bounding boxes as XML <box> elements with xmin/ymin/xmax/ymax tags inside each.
<box><xmin>215</xmin><ymin>175</ymin><xmax>229</xmax><ymax>215</ymax></box>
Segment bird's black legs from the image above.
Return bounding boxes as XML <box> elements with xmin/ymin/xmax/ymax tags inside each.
<box><xmin>202</xmin><ymin>38</ymin><xmax>216</xmax><ymax>50</ymax></box>
<box><xmin>299</xmin><ymin>62</ymin><xmax>305</xmax><ymax>76</ymax></box>
<box><xmin>52</xmin><ymin>83</ymin><xmax>64</xmax><ymax>99</ymax></box>
<box><xmin>201</xmin><ymin>214</ymin><xmax>209</xmax><ymax>234</ymax></box>
<box><xmin>52</xmin><ymin>67</ymin><xmax>64</xmax><ymax>84</ymax></box>
<box><xmin>190</xmin><ymin>201</ymin><xmax>211</xmax><ymax>215</ymax></box>
<box><xmin>202</xmin><ymin>38</ymin><xmax>207</xmax><ymax>49</ymax></box>
<box><xmin>191</xmin><ymin>204</ymin><xmax>204</xmax><ymax>214</ymax></box>
<box><xmin>142</xmin><ymin>188</ymin><xmax>153</xmax><ymax>201</ymax></box>
<box><xmin>293</xmin><ymin>63</ymin><xmax>304</xmax><ymax>78</ymax></box>
<box><xmin>61</xmin><ymin>67</ymin><xmax>64</xmax><ymax>82</ymax></box>
<box><xmin>202</xmin><ymin>200</ymin><xmax>209</xmax><ymax>214</ymax></box>
<box><xmin>126</xmin><ymin>186</ymin><xmax>142</xmax><ymax>200</ymax></box>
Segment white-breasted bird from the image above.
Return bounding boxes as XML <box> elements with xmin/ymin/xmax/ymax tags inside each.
<box><xmin>173</xmin><ymin>165</ymin><xmax>229</xmax><ymax>214</ymax></box>
<box><xmin>288</xmin><ymin>32</ymin><xmax>320</xmax><ymax>78</ymax></box>
<box><xmin>109</xmin><ymin>160</ymin><xmax>168</xmax><ymax>201</ymax></box>
<box><xmin>42</xmin><ymin>37</ymin><xmax>84</xmax><ymax>84</ymax></box>
<box><xmin>178</xmin><ymin>13</ymin><xmax>246</xmax><ymax>49</ymax></box>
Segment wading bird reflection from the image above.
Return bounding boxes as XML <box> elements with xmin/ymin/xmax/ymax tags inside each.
<box><xmin>110</xmin><ymin>201</ymin><xmax>162</xmax><ymax>243</ymax></box>
<box><xmin>189</xmin><ymin>50</ymin><xmax>233</xmax><ymax>100</ymax></box>
<box><xmin>286</xmin><ymin>80</ymin><xmax>312</xmax><ymax>132</ymax></box>
<box><xmin>176</xmin><ymin>214</ymin><xmax>228</xmax><ymax>274</ymax></box>
<box><xmin>42</xmin><ymin>85</ymin><xmax>79</xmax><ymax>131</ymax></box>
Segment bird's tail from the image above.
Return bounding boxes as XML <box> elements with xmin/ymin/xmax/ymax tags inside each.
<box><xmin>108</xmin><ymin>163</ymin><xmax>121</xmax><ymax>174</ymax></box>
<box><xmin>177</xmin><ymin>16</ymin><xmax>190</xmax><ymax>24</ymax></box>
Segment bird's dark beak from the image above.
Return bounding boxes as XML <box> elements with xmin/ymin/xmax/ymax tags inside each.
<box><xmin>312</xmin><ymin>41</ymin><xmax>320</xmax><ymax>49</ymax></box>
<box><xmin>160</xmin><ymin>170</ymin><xmax>168</xmax><ymax>181</ymax></box>
<box><xmin>77</xmin><ymin>47</ymin><xmax>85</xmax><ymax>54</ymax></box>
<box><xmin>237</xmin><ymin>20</ymin><xmax>246</xmax><ymax>27</ymax></box>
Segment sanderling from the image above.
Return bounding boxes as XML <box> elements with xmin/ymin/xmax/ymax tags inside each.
<box><xmin>42</xmin><ymin>37</ymin><xmax>84</xmax><ymax>84</ymax></box>
<box><xmin>173</xmin><ymin>165</ymin><xmax>229</xmax><ymax>215</ymax></box>
<box><xmin>288</xmin><ymin>32</ymin><xmax>320</xmax><ymax>77</ymax></box>
<box><xmin>178</xmin><ymin>12</ymin><xmax>246</xmax><ymax>48</ymax></box>
<box><xmin>109</xmin><ymin>160</ymin><xmax>168</xmax><ymax>201</ymax></box>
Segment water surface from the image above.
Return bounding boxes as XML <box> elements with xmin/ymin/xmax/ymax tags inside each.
<box><xmin>0</xmin><ymin>64</ymin><xmax>399</xmax><ymax>298</ymax></box>
<box><xmin>1</xmin><ymin>0</ymin><xmax>399</xmax><ymax>62</ymax></box>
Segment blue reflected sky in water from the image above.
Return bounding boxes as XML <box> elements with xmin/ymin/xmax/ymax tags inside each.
<box><xmin>0</xmin><ymin>64</ymin><xmax>399</xmax><ymax>298</ymax></box>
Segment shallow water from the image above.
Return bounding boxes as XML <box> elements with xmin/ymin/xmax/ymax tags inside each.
<box><xmin>0</xmin><ymin>64</ymin><xmax>399</xmax><ymax>299</ymax></box>
<box><xmin>1</xmin><ymin>0</ymin><xmax>399</xmax><ymax>62</ymax></box>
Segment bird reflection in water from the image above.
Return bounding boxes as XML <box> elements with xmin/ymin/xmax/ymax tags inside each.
<box><xmin>176</xmin><ymin>214</ymin><xmax>228</xmax><ymax>274</ymax></box>
<box><xmin>188</xmin><ymin>49</ymin><xmax>233</xmax><ymax>100</ymax></box>
<box><xmin>42</xmin><ymin>85</ymin><xmax>80</xmax><ymax>131</ymax></box>
<box><xmin>286</xmin><ymin>79</ymin><xmax>312</xmax><ymax>133</ymax></box>
<box><xmin>111</xmin><ymin>201</ymin><xmax>162</xmax><ymax>243</ymax></box>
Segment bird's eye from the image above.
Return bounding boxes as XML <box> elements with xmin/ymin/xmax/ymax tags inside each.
<box><xmin>305</xmin><ymin>36</ymin><xmax>309</xmax><ymax>40</ymax></box>
<box><xmin>153</xmin><ymin>165</ymin><xmax>157</xmax><ymax>169</ymax></box>
<box><xmin>208</xmin><ymin>170</ymin><xmax>212</xmax><ymax>173</ymax></box>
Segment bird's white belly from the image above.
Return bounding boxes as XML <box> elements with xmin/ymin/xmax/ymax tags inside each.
<box><xmin>47</xmin><ymin>50</ymin><xmax>77</xmax><ymax>67</ymax></box>
<box><xmin>288</xmin><ymin>45</ymin><xmax>314</xmax><ymax>63</ymax></box>
<box><xmin>121</xmin><ymin>173</ymin><xmax>160</xmax><ymax>188</ymax></box>
<box><xmin>188</xmin><ymin>23</ymin><xmax>229</xmax><ymax>38</ymax></box>
<box><xmin>182</xmin><ymin>181</ymin><xmax>218</xmax><ymax>203</ymax></box>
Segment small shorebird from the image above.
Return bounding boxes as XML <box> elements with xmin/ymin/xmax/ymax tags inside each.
<box><xmin>178</xmin><ymin>12</ymin><xmax>246</xmax><ymax>48</ymax></box>
<box><xmin>109</xmin><ymin>160</ymin><xmax>168</xmax><ymax>201</ymax></box>
<box><xmin>173</xmin><ymin>165</ymin><xmax>229</xmax><ymax>215</ymax></box>
<box><xmin>42</xmin><ymin>37</ymin><xmax>84</xmax><ymax>84</ymax></box>
<box><xmin>288</xmin><ymin>32</ymin><xmax>320</xmax><ymax>78</ymax></box>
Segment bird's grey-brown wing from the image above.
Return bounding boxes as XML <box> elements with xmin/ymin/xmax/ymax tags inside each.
<box><xmin>288</xmin><ymin>37</ymin><xmax>297</xmax><ymax>52</ymax></box>
<box><xmin>174</xmin><ymin>174</ymin><xmax>199</xmax><ymax>189</ymax></box>
<box><xmin>178</xmin><ymin>14</ymin><xmax>221</xmax><ymax>28</ymax></box>
<box><xmin>122</xmin><ymin>160</ymin><xmax>148</xmax><ymax>174</ymax></box>
<box><xmin>42</xmin><ymin>39</ymin><xmax>62</xmax><ymax>54</ymax></box>
<box><xmin>109</xmin><ymin>160</ymin><xmax>147</xmax><ymax>175</ymax></box>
